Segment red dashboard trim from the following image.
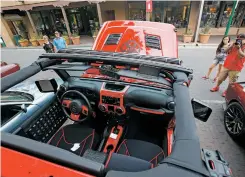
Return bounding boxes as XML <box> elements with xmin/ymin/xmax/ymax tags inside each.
<box><xmin>104</xmin><ymin>125</ymin><xmax>124</xmax><ymax>167</ymax></box>
<box><xmin>99</xmin><ymin>82</ymin><xmax>129</xmax><ymax>115</ymax></box>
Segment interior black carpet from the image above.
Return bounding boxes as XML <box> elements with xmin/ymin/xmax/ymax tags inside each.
<box><xmin>124</xmin><ymin>112</ymin><xmax>168</xmax><ymax>147</ymax></box>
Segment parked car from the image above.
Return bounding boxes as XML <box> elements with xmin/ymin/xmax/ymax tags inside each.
<box><xmin>1</xmin><ymin>47</ymin><xmax>231</xmax><ymax>177</ymax></box>
<box><xmin>0</xmin><ymin>79</ymin><xmax>62</xmax><ymax>133</ymax></box>
<box><xmin>224</xmin><ymin>82</ymin><xmax>245</xmax><ymax>140</ymax></box>
<box><xmin>1</xmin><ymin>61</ymin><xmax>7</xmax><ymax>66</ymax></box>
<box><xmin>0</xmin><ymin>61</ymin><xmax>20</xmax><ymax>78</ymax></box>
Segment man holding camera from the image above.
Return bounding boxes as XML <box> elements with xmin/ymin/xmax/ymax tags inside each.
<box><xmin>210</xmin><ymin>34</ymin><xmax>245</xmax><ymax>97</ymax></box>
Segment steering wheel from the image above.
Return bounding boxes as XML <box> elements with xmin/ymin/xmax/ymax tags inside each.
<box><xmin>60</xmin><ymin>90</ymin><xmax>92</xmax><ymax>122</ymax></box>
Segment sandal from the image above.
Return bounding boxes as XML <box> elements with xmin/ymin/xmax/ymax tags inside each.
<box><xmin>210</xmin><ymin>86</ymin><xmax>219</xmax><ymax>92</ymax></box>
<box><xmin>222</xmin><ymin>91</ymin><xmax>227</xmax><ymax>97</ymax></box>
<box><xmin>202</xmin><ymin>76</ymin><xmax>209</xmax><ymax>80</ymax></box>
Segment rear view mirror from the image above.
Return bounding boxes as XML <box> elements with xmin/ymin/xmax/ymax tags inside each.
<box><xmin>35</xmin><ymin>79</ymin><xmax>58</xmax><ymax>93</ymax></box>
<box><xmin>191</xmin><ymin>98</ymin><xmax>212</xmax><ymax>122</ymax></box>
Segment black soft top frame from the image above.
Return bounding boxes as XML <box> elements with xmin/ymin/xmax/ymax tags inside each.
<box><xmin>39</xmin><ymin>49</ymin><xmax>193</xmax><ymax>75</ymax></box>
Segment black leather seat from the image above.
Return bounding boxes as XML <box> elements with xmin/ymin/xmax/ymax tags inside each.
<box><xmin>49</xmin><ymin>124</ymin><xmax>100</xmax><ymax>156</ymax></box>
<box><xmin>116</xmin><ymin>139</ymin><xmax>165</xmax><ymax>167</ymax></box>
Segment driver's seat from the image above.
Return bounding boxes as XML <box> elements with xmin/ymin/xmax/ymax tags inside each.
<box><xmin>49</xmin><ymin>124</ymin><xmax>100</xmax><ymax>156</ymax></box>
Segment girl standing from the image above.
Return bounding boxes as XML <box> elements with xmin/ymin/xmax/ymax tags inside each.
<box><xmin>43</xmin><ymin>35</ymin><xmax>54</xmax><ymax>53</ymax></box>
<box><xmin>202</xmin><ymin>36</ymin><xmax>231</xmax><ymax>82</ymax></box>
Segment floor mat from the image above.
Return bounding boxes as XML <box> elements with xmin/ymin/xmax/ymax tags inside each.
<box><xmin>125</xmin><ymin>113</ymin><xmax>168</xmax><ymax>147</ymax></box>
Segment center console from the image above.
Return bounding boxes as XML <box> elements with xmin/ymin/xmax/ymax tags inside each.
<box><xmin>98</xmin><ymin>83</ymin><xmax>129</xmax><ymax>115</ymax></box>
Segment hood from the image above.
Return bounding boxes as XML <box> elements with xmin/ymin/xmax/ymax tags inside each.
<box><xmin>93</xmin><ymin>20</ymin><xmax>178</xmax><ymax>58</ymax></box>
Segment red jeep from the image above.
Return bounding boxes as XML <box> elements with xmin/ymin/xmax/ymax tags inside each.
<box><xmin>92</xmin><ymin>20</ymin><xmax>178</xmax><ymax>58</ymax></box>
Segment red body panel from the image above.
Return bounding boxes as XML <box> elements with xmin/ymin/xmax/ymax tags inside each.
<box><xmin>226</xmin><ymin>82</ymin><xmax>245</xmax><ymax>108</ymax></box>
<box><xmin>1</xmin><ymin>63</ymin><xmax>20</xmax><ymax>78</ymax></box>
<box><xmin>92</xmin><ymin>20</ymin><xmax>178</xmax><ymax>58</ymax></box>
<box><xmin>1</xmin><ymin>147</ymin><xmax>94</xmax><ymax>177</ymax></box>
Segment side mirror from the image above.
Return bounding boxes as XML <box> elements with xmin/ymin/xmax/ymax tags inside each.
<box><xmin>191</xmin><ymin>98</ymin><xmax>212</xmax><ymax>122</ymax></box>
<box><xmin>35</xmin><ymin>79</ymin><xmax>58</xmax><ymax>93</ymax></box>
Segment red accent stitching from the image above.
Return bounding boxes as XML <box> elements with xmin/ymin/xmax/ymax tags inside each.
<box><xmin>116</xmin><ymin>139</ymin><xmax>126</xmax><ymax>153</ymax></box>
<box><xmin>149</xmin><ymin>151</ymin><xmax>164</xmax><ymax>165</ymax></box>
<box><xmin>48</xmin><ymin>127</ymin><xmax>63</xmax><ymax>144</ymax></box>
<box><xmin>55</xmin><ymin>127</ymin><xmax>94</xmax><ymax>153</ymax></box>
<box><xmin>90</xmin><ymin>130</ymin><xmax>95</xmax><ymax>149</ymax></box>
<box><xmin>151</xmin><ymin>163</ymin><xmax>154</xmax><ymax>169</ymax></box>
<box><xmin>79</xmin><ymin>140</ymin><xmax>87</xmax><ymax>156</ymax></box>
<box><xmin>56</xmin><ymin>128</ymin><xmax>64</xmax><ymax>147</ymax></box>
<box><xmin>123</xmin><ymin>141</ymin><xmax>130</xmax><ymax>156</ymax></box>
<box><xmin>105</xmin><ymin>153</ymin><xmax>112</xmax><ymax>168</ymax></box>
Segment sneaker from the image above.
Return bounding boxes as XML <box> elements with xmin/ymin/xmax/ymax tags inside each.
<box><xmin>202</xmin><ymin>76</ymin><xmax>209</xmax><ymax>79</ymax></box>
<box><xmin>222</xmin><ymin>91</ymin><xmax>227</xmax><ymax>97</ymax></box>
<box><xmin>210</xmin><ymin>86</ymin><xmax>219</xmax><ymax>92</ymax></box>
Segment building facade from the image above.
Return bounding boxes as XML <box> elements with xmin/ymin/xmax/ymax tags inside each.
<box><xmin>1</xmin><ymin>0</ymin><xmax>245</xmax><ymax>47</ymax></box>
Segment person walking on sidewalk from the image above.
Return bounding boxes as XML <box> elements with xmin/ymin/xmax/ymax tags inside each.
<box><xmin>43</xmin><ymin>35</ymin><xmax>54</xmax><ymax>53</ymax></box>
<box><xmin>202</xmin><ymin>36</ymin><xmax>230</xmax><ymax>82</ymax></box>
<box><xmin>53</xmin><ymin>31</ymin><xmax>67</xmax><ymax>52</ymax></box>
<box><xmin>210</xmin><ymin>34</ymin><xmax>245</xmax><ymax>97</ymax></box>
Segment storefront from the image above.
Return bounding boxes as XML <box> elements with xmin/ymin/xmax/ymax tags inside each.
<box><xmin>127</xmin><ymin>1</ymin><xmax>191</xmax><ymax>28</ymax></box>
<box><xmin>128</xmin><ymin>1</ymin><xmax>146</xmax><ymax>21</ymax></box>
<box><xmin>31</xmin><ymin>8</ymin><xmax>63</xmax><ymax>38</ymax></box>
<box><xmin>1</xmin><ymin>9</ymin><xmax>33</xmax><ymax>46</ymax></box>
<box><xmin>65</xmin><ymin>5</ymin><xmax>99</xmax><ymax>36</ymax></box>
<box><xmin>152</xmin><ymin>1</ymin><xmax>191</xmax><ymax>28</ymax></box>
<box><xmin>30</xmin><ymin>2</ymin><xmax>99</xmax><ymax>38</ymax></box>
<box><xmin>200</xmin><ymin>1</ymin><xmax>245</xmax><ymax>28</ymax></box>
<box><xmin>232</xmin><ymin>1</ymin><xmax>245</xmax><ymax>28</ymax></box>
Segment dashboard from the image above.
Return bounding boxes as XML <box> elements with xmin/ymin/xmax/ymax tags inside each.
<box><xmin>59</xmin><ymin>77</ymin><xmax>175</xmax><ymax>116</ymax></box>
<box><xmin>2</xmin><ymin>77</ymin><xmax>175</xmax><ymax>144</ymax></box>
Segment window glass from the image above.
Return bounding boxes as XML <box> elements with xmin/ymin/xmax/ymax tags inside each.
<box><xmin>232</xmin><ymin>2</ymin><xmax>245</xmax><ymax>27</ymax></box>
<box><xmin>128</xmin><ymin>1</ymin><xmax>146</xmax><ymax>21</ymax></box>
<box><xmin>200</xmin><ymin>1</ymin><xmax>220</xmax><ymax>27</ymax></box>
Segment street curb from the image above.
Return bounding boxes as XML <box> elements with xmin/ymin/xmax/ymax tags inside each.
<box><xmin>2</xmin><ymin>43</ymin><xmax>219</xmax><ymax>50</ymax></box>
<box><xmin>179</xmin><ymin>43</ymin><xmax>218</xmax><ymax>47</ymax></box>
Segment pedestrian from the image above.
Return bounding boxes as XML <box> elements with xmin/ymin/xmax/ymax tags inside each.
<box><xmin>42</xmin><ymin>35</ymin><xmax>54</xmax><ymax>53</ymax></box>
<box><xmin>53</xmin><ymin>31</ymin><xmax>67</xmax><ymax>52</ymax></box>
<box><xmin>210</xmin><ymin>34</ymin><xmax>245</xmax><ymax>97</ymax></box>
<box><xmin>202</xmin><ymin>36</ymin><xmax>231</xmax><ymax>82</ymax></box>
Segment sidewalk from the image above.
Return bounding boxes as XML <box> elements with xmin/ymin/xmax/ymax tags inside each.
<box><xmin>2</xmin><ymin>35</ymin><xmax>237</xmax><ymax>50</ymax></box>
<box><xmin>178</xmin><ymin>35</ymin><xmax>237</xmax><ymax>47</ymax></box>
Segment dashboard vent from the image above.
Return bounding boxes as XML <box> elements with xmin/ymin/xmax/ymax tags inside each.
<box><xmin>145</xmin><ymin>35</ymin><xmax>161</xmax><ymax>50</ymax></box>
<box><xmin>105</xmin><ymin>34</ymin><xmax>122</xmax><ymax>45</ymax></box>
<box><xmin>105</xmin><ymin>83</ymin><xmax>125</xmax><ymax>91</ymax></box>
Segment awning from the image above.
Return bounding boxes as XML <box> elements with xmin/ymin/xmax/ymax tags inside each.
<box><xmin>1</xmin><ymin>0</ymin><xmax>105</xmax><ymax>11</ymax></box>
<box><xmin>1</xmin><ymin>1</ymin><xmax>71</xmax><ymax>11</ymax></box>
<box><xmin>3</xmin><ymin>14</ymin><xmax>23</xmax><ymax>21</ymax></box>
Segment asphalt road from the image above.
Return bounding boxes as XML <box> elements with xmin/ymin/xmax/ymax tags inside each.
<box><xmin>2</xmin><ymin>47</ymin><xmax>245</xmax><ymax>177</ymax></box>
